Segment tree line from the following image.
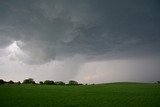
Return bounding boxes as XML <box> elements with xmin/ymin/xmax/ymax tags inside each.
<box><xmin>0</xmin><ymin>78</ymin><xmax>82</xmax><ymax>85</ymax></box>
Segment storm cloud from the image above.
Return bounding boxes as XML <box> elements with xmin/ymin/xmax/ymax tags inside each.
<box><xmin>0</xmin><ymin>0</ymin><xmax>160</xmax><ymax>83</ymax></box>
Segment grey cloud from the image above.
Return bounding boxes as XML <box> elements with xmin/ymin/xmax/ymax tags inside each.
<box><xmin>63</xmin><ymin>0</ymin><xmax>160</xmax><ymax>58</ymax></box>
<box><xmin>0</xmin><ymin>0</ymin><xmax>160</xmax><ymax>64</ymax></box>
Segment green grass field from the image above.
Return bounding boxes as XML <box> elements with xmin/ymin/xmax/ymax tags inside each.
<box><xmin>0</xmin><ymin>83</ymin><xmax>160</xmax><ymax>107</ymax></box>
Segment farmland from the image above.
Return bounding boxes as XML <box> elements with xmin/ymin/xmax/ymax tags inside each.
<box><xmin>0</xmin><ymin>83</ymin><xmax>160</xmax><ymax>107</ymax></box>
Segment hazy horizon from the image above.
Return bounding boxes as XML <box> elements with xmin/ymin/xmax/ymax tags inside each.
<box><xmin>0</xmin><ymin>0</ymin><xmax>160</xmax><ymax>83</ymax></box>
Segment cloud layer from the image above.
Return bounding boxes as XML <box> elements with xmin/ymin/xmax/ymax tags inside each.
<box><xmin>0</xmin><ymin>0</ymin><xmax>160</xmax><ymax>83</ymax></box>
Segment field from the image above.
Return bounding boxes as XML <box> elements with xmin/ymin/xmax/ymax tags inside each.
<box><xmin>0</xmin><ymin>83</ymin><xmax>160</xmax><ymax>107</ymax></box>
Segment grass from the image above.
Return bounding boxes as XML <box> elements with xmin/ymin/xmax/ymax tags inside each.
<box><xmin>0</xmin><ymin>83</ymin><xmax>160</xmax><ymax>107</ymax></box>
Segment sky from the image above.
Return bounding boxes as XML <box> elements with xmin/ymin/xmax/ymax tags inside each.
<box><xmin>0</xmin><ymin>0</ymin><xmax>160</xmax><ymax>83</ymax></box>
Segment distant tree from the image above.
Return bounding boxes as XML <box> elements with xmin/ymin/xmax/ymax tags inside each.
<box><xmin>44</xmin><ymin>80</ymin><xmax>55</xmax><ymax>85</ymax></box>
<box><xmin>44</xmin><ymin>80</ymin><xmax>49</xmax><ymax>85</ymax></box>
<box><xmin>23</xmin><ymin>78</ymin><xmax>35</xmax><ymax>84</ymax></box>
<box><xmin>17</xmin><ymin>81</ymin><xmax>21</xmax><ymax>85</ymax></box>
<box><xmin>78</xmin><ymin>83</ymin><xmax>83</xmax><ymax>85</ymax></box>
<box><xmin>39</xmin><ymin>81</ymin><xmax>43</xmax><ymax>85</ymax></box>
<box><xmin>68</xmin><ymin>80</ymin><xmax>78</xmax><ymax>85</ymax></box>
<box><xmin>13</xmin><ymin>81</ymin><xmax>21</xmax><ymax>85</ymax></box>
<box><xmin>8</xmin><ymin>80</ymin><xmax>14</xmax><ymax>84</ymax></box>
<box><xmin>0</xmin><ymin>79</ymin><xmax>5</xmax><ymax>85</ymax></box>
<box><xmin>55</xmin><ymin>81</ymin><xmax>65</xmax><ymax>85</ymax></box>
<box><xmin>157</xmin><ymin>81</ymin><xmax>160</xmax><ymax>84</ymax></box>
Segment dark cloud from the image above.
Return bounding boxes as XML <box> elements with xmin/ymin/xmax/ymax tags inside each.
<box><xmin>0</xmin><ymin>0</ymin><xmax>160</xmax><ymax>64</ymax></box>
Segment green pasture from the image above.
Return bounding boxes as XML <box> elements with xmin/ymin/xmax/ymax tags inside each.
<box><xmin>0</xmin><ymin>83</ymin><xmax>160</xmax><ymax>107</ymax></box>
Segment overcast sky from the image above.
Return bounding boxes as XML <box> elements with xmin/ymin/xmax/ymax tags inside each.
<box><xmin>0</xmin><ymin>0</ymin><xmax>160</xmax><ymax>83</ymax></box>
